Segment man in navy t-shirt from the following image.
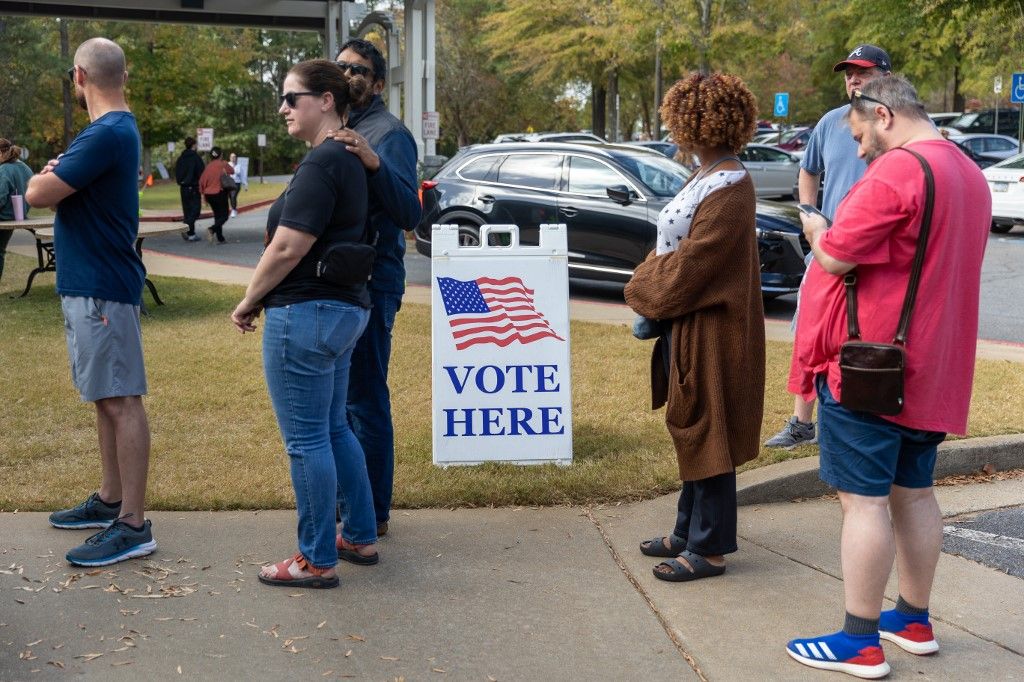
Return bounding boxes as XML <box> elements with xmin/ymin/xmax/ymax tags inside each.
<box><xmin>26</xmin><ymin>37</ymin><xmax>157</xmax><ymax>568</ymax></box>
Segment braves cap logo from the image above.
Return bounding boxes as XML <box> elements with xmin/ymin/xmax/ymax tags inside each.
<box><xmin>850</xmin><ymin>47</ymin><xmax>863</xmax><ymax>58</ymax></box>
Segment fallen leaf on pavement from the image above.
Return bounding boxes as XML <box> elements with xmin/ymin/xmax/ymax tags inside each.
<box><xmin>432</xmin><ymin>668</ymin><xmax>447</xmax><ymax>673</ymax></box>
<box><xmin>346</xmin><ymin>634</ymin><xmax>365</xmax><ymax>642</ymax></box>
<box><xmin>47</xmin><ymin>660</ymin><xmax>64</xmax><ymax>669</ymax></box>
<box><xmin>380</xmin><ymin>656</ymin><xmax>399</xmax><ymax>661</ymax></box>
<box><xmin>75</xmin><ymin>653</ymin><xmax>104</xmax><ymax>662</ymax></box>
<box><xmin>317</xmin><ymin>620</ymin><xmax>327</xmax><ymax>629</ymax></box>
<box><xmin>345</xmin><ymin>650</ymin><xmax>352</xmax><ymax>658</ymax></box>
<box><xmin>111</xmin><ymin>661</ymin><xmax>133</xmax><ymax>667</ymax></box>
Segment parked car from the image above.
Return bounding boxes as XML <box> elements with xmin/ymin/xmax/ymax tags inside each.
<box><xmin>947</xmin><ymin>109</ymin><xmax>1021</xmax><ymax>138</ymax></box>
<box><xmin>928</xmin><ymin>112</ymin><xmax>961</xmax><ymax>128</ymax></box>
<box><xmin>950</xmin><ymin>138</ymin><xmax>998</xmax><ymax>169</ymax></box>
<box><xmin>626</xmin><ymin>140</ymin><xmax>678</xmax><ymax>158</ymax></box>
<box><xmin>949</xmin><ymin>134</ymin><xmax>1021</xmax><ymax>162</ymax></box>
<box><xmin>414</xmin><ymin>142</ymin><xmax>809</xmax><ymax>297</ymax></box>
<box><xmin>493</xmin><ymin>131</ymin><xmax>606</xmax><ymax>144</ymax></box>
<box><xmin>983</xmin><ymin>152</ymin><xmax>1024</xmax><ymax>233</ymax></box>
<box><xmin>738</xmin><ymin>144</ymin><xmax>800</xmax><ymax>199</ymax></box>
<box><xmin>776</xmin><ymin>126</ymin><xmax>813</xmax><ymax>154</ymax></box>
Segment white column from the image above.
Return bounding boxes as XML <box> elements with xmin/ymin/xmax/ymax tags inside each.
<box><xmin>324</xmin><ymin>0</ymin><xmax>341</xmax><ymax>60</ymax></box>
<box><xmin>423</xmin><ymin>0</ymin><xmax>436</xmax><ymax>157</ymax></box>
<box><xmin>388</xmin><ymin>25</ymin><xmax>402</xmax><ymax>120</ymax></box>
<box><xmin>405</xmin><ymin>1</ymin><xmax>425</xmax><ymax>159</ymax></box>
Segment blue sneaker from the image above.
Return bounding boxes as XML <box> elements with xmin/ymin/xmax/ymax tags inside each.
<box><xmin>66</xmin><ymin>516</ymin><xmax>157</xmax><ymax>567</ymax></box>
<box><xmin>879</xmin><ymin>608</ymin><xmax>938</xmax><ymax>655</ymax></box>
<box><xmin>48</xmin><ymin>492</ymin><xmax>120</xmax><ymax>529</ymax></box>
<box><xmin>786</xmin><ymin>630</ymin><xmax>890</xmax><ymax>679</ymax></box>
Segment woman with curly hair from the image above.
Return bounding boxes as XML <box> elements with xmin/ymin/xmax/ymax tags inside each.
<box><xmin>624</xmin><ymin>72</ymin><xmax>765</xmax><ymax>582</ymax></box>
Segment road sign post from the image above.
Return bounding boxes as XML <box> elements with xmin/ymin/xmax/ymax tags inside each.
<box><xmin>773</xmin><ymin>93</ymin><xmax>789</xmax><ymax>144</ymax></box>
<box><xmin>257</xmin><ymin>133</ymin><xmax>267</xmax><ymax>184</ymax></box>
<box><xmin>1011</xmin><ymin>73</ymin><xmax>1024</xmax><ymax>153</ymax></box>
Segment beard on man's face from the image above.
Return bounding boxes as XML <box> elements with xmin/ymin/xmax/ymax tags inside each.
<box><xmin>75</xmin><ymin>88</ymin><xmax>87</xmax><ymax>111</ymax></box>
<box><xmin>862</xmin><ymin>126</ymin><xmax>887</xmax><ymax>164</ymax></box>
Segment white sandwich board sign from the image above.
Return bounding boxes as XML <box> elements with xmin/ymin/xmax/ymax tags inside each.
<box><xmin>431</xmin><ymin>223</ymin><xmax>572</xmax><ymax>466</ymax></box>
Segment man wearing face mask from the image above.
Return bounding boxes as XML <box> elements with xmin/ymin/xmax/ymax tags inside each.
<box><xmin>329</xmin><ymin>39</ymin><xmax>421</xmax><ymax>538</ymax></box>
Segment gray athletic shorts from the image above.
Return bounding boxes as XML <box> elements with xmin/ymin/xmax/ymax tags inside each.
<box><xmin>61</xmin><ymin>296</ymin><xmax>148</xmax><ymax>402</ymax></box>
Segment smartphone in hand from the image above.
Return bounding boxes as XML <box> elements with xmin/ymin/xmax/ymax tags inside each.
<box><xmin>797</xmin><ymin>203</ymin><xmax>833</xmax><ymax>227</ymax></box>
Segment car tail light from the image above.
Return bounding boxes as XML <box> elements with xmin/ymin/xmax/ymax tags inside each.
<box><xmin>419</xmin><ymin>180</ymin><xmax>438</xmax><ymax>206</ymax></box>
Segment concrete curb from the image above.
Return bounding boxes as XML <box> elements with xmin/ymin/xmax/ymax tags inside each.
<box><xmin>737</xmin><ymin>433</ymin><xmax>1024</xmax><ymax>505</ymax></box>
<box><xmin>139</xmin><ymin>197</ymin><xmax>277</xmax><ymax>223</ymax></box>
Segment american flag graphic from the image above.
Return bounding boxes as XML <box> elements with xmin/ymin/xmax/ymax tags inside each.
<box><xmin>437</xmin><ymin>276</ymin><xmax>565</xmax><ymax>350</ymax></box>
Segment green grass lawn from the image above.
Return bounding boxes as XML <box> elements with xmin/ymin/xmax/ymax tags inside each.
<box><xmin>2</xmin><ymin>252</ymin><xmax>1022</xmax><ymax>511</ymax></box>
<box><xmin>139</xmin><ymin>180</ymin><xmax>287</xmax><ymax>211</ymax></box>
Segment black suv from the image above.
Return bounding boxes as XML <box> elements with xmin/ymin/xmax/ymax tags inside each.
<box><xmin>414</xmin><ymin>142</ymin><xmax>808</xmax><ymax>297</ymax></box>
<box><xmin>948</xmin><ymin>109</ymin><xmax>1021</xmax><ymax>138</ymax></box>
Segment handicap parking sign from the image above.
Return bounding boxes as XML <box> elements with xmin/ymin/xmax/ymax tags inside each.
<box><xmin>774</xmin><ymin>92</ymin><xmax>789</xmax><ymax>117</ymax></box>
<box><xmin>1012</xmin><ymin>73</ymin><xmax>1024</xmax><ymax>104</ymax></box>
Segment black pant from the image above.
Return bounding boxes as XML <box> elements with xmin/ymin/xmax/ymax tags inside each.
<box><xmin>179</xmin><ymin>185</ymin><xmax>201</xmax><ymax>233</ymax></box>
<box><xmin>228</xmin><ymin>185</ymin><xmax>240</xmax><ymax>211</ymax></box>
<box><xmin>205</xmin><ymin>192</ymin><xmax>230</xmax><ymax>241</ymax></box>
<box><xmin>672</xmin><ymin>470</ymin><xmax>738</xmax><ymax>556</ymax></box>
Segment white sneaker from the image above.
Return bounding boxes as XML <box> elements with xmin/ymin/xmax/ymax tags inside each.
<box><xmin>230</xmin><ymin>209</ymin><xmax>238</xmax><ymax>218</ymax></box>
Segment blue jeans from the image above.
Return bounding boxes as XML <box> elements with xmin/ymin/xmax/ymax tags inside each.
<box><xmin>345</xmin><ymin>289</ymin><xmax>402</xmax><ymax>524</ymax></box>
<box><xmin>263</xmin><ymin>300</ymin><xmax>374</xmax><ymax>568</ymax></box>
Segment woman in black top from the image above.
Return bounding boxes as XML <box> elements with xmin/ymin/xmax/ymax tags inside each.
<box><xmin>231</xmin><ymin>59</ymin><xmax>378</xmax><ymax>589</ymax></box>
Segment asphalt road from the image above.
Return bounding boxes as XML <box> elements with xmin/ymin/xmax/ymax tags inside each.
<box><xmin>108</xmin><ymin>206</ymin><xmax>1024</xmax><ymax>344</ymax></box>
<box><xmin>944</xmin><ymin>506</ymin><xmax>1024</xmax><ymax>579</ymax></box>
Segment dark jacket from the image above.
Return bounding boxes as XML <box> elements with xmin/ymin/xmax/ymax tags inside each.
<box><xmin>624</xmin><ymin>176</ymin><xmax>765</xmax><ymax>481</ymax></box>
<box><xmin>174</xmin><ymin>148</ymin><xmax>204</xmax><ymax>187</ymax></box>
<box><xmin>347</xmin><ymin>95</ymin><xmax>421</xmax><ymax>295</ymax></box>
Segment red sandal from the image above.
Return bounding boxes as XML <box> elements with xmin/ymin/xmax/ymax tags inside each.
<box><xmin>258</xmin><ymin>553</ymin><xmax>339</xmax><ymax>589</ymax></box>
<box><xmin>336</xmin><ymin>535</ymin><xmax>380</xmax><ymax>566</ymax></box>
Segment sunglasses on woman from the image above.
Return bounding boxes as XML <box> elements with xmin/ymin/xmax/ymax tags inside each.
<box><xmin>336</xmin><ymin>61</ymin><xmax>373</xmax><ymax>78</ymax></box>
<box><xmin>279</xmin><ymin>91</ymin><xmax>322</xmax><ymax>108</ymax></box>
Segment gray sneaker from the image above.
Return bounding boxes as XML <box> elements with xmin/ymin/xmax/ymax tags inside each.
<box><xmin>66</xmin><ymin>515</ymin><xmax>157</xmax><ymax>567</ymax></box>
<box><xmin>764</xmin><ymin>416</ymin><xmax>817</xmax><ymax>449</ymax></box>
<box><xmin>48</xmin><ymin>492</ymin><xmax>121</xmax><ymax>529</ymax></box>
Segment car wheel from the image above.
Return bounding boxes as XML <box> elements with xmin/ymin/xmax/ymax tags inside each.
<box><xmin>990</xmin><ymin>222</ymin><xmax>1013</xmax><ymax>234</ymax></box>
<box><xmin>457</xmin><ymin>223</ymin><xmax>481</xmax><ymax>246</ymax></box>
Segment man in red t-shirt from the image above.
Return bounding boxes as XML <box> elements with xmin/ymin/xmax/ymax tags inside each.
<box><xmin>785</xmin><ymin>75</ymin><xmax>990</xmax><ymax>678</ymax></box>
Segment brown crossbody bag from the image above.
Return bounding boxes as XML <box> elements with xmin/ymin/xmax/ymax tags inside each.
<box><xmin>838</xmin><ymin>147</ymin><xmax>934</xmax><ymax>416</ymax></box>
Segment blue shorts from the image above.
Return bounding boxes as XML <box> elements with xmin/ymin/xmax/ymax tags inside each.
<box><xmin>816</xmin><ymin>377</ymin><xmax>945</xmax><ymax>497</ymax></box>
<box><xmin>61</xmin><ymin>296</ymin><xmax>148</xmax><ymax>402</ymax></box>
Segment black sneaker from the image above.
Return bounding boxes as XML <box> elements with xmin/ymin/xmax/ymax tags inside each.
<box><xmin>764</xmin><ymin>416</ymin><xmax>817</xmax><ymax>449</ymax></box>
<box><xmin>66</xmin><ymin>515</ymin><xmax>157</xmax><ymax>567</ymax></box>
<box><xmin>48</xmin><ymin>492</ymin><xmax>121</xmax><ymax>529</ymax></box>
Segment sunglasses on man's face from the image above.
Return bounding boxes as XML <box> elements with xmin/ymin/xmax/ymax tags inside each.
<box><xmin>66</xmin><ymin>65</ymin><xmax>78</xmax><ymax>83</ymax></box>
<box><xmin>852</xmin><ymin>89</ymin><xmax>894</xmax><ymax>118</ymax></box>
<box><xmin>336</xmin><ymin>61</ymin><xmax>373</xmax><ymax>78</ymax></box>
<box><xmin>279</xmin><ymin>91</ymin><xmax>321</xmax><ymax>108</ymax></box>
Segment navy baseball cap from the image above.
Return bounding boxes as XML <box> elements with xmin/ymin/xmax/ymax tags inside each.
<box><xmin>833</xmin><ymin>44</ymin><xmax>891</xmax><ymax>72</ymax></box>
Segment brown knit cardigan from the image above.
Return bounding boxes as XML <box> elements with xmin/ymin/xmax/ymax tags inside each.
<box><xmin>624</xmin><ymin>175</ymin><xmax>765</xmax><ymax>481</ymax></box>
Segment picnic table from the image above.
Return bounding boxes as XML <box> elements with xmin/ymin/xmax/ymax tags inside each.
<box><xmin>1</xmin><ymin>217</ymin><xmax>185</xmax><ymax>305</ymax></box>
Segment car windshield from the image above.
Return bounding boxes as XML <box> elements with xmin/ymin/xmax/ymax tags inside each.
<box><xmin>993</xmin><ymin>152</ymin><xmax>1024</xmax><ymax>169</ymax></box>
<box><xmin>779</xmin><ymin>128</ymin><xmax>806</xmax><ymax>143</ymax></box>
<box><xmin>611</xmin><ymin>152</ymin><xmax>690</xmax><ymax>197</ymax></box>
<box><xmin>950</xmin><ymin>113</ymin><xmax>980</xmax><ymax>128</ymax></box>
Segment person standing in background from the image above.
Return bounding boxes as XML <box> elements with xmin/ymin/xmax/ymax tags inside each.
<box><xmin>174</xmin><ymin>136</ymin><xmax>204</xmax><ymax>242</ymax></box>
<box><xmin>0</xmin><ymin>138</ymin><xmax>34</xmax><ymax>281</ymax></box>
<box><xmin>228</xmin><ymin>151</ymin><xmax>241</xmax><ymax>218</ymax></box>
<box><xmin>198</xmin><ymin>146</ymin><xmax>233</xmax><ymax>244</ymax></box>
<box><xmin>329</xmin><ymin>39</ymin><xmax>421</xmax><ymax>537</ymax></box>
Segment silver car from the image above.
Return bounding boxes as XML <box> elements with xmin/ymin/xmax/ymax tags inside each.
<box><xmin>950</xmin><ymin>134</ymin><xmax>1021</xmax><ymax>162</ymax></box>
<box><xmin>738</xmin><ymin>144</ymin><xmax>801</xmax><ymax>199</ymax></box>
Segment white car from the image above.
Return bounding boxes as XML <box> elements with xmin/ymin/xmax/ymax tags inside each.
<box><xmin>983</xmin><ymin>152</ymin><xmax>1024</xmax><ymax>233</ymax></box>
<box><xmin>950</xmin><ymin>134</ymin><xmax>1021</xmax><ymax>162</ymax></box>
<box><xmin>738</xmin><ymin>144</ymin><xmax>801</xmax><ymax>199</ymax></box>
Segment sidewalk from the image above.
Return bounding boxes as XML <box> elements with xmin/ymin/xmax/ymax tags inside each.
<box><xmin>3</xmin><ymin>208</ymin><xmax>1023</xmax><ymax>679</ymax></box>
<box><xmin>2</xmin><ymin>477</ymin><xmax>1021</xmax><ymax>679</ymax></box>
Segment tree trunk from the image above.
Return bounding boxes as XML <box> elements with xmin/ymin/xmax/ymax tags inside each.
<box><xmin>607</xmin><ymin>71</ymin><xmax>619</xmax><ymax>142</ymax></box>
<box><xmin>60</xmin><ymin>19</ymin><xmax>73</xmax><ymax>147</ymax></box>
<box><xmin>953</xmin><ymin>63</ymin><xmax>965</xmax><ymax>112</ymax></box>
<box><xmin>592</xmin><ymin>82</ymin><xmax>606</xmax><ymax>140</ymax></box>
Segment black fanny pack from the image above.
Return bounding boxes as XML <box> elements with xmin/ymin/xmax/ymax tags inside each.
<box><xmin>316</xmin><ymin>242</ymin><xmax>376</xmax><ymax>286</ymax></box>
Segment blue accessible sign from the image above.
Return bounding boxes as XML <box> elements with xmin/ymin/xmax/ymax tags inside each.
<box><xmin>774</xmin><ymin>92</ymin><xmax>790</xmax><ymax>117</ymax></box>
<box><xmin>1011</xmin><ymin>73</ymin><xmax>1024</xmax><ymax>104</ymax></box>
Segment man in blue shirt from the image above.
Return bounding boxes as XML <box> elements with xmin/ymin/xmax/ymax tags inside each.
<box><xmin>331</xmin><ymin>39</ymin><xmax>422</xmax><ymax>537</ymax></box>
<box><xmin>765</xmin><ymin>44</ymin><xmax>892</xmax><ymax>450</ymax></box>
<box><xmin>26</xmin><ymin>37</ymin><xmax>156</xmax><ymax>567</ymax></box>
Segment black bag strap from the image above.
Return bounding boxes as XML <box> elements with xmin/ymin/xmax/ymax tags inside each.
<box><xmin>845</xmin><ymin>146</ymin><xmax>935</xmax><ymax>345</ymax></box>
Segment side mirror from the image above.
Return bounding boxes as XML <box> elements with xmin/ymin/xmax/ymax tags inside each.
<box><xmin>607</xmin><ymin>184</ymin><xmax>634</xmax><ymax>205</ymax></box>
